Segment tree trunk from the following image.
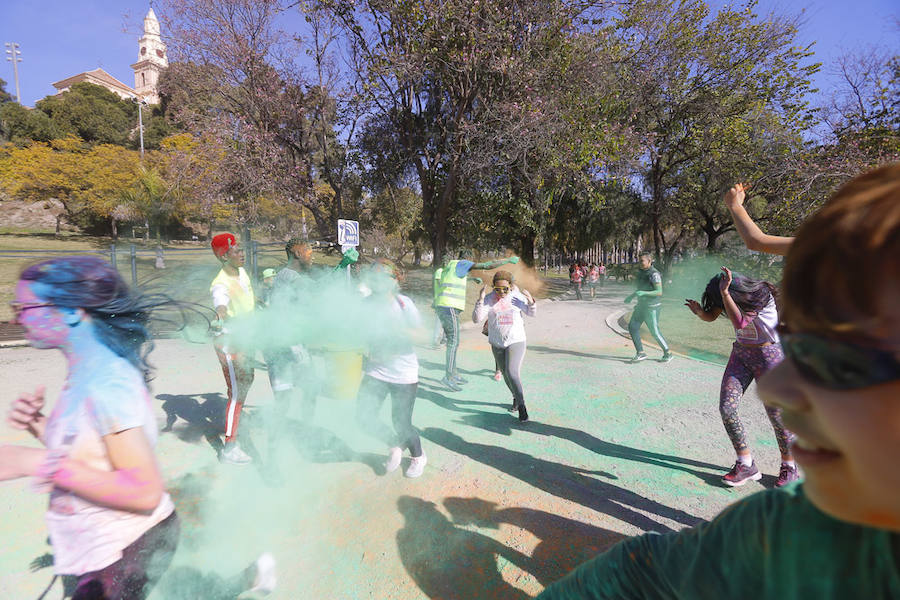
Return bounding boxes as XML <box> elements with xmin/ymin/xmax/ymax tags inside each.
<box><xmin>111</xmin><ymin>217</ymin><xmax>118</xmax><ymax>240</ymax></box>
<box><xmin>519</xmin><ymin>232</ymin><xmax>536</xmax><ymax>267</ymax></box>
<box><xmin>56</xmin><ymin>214</ymin><xmax>62</xmax><ymax>235</ymax></box>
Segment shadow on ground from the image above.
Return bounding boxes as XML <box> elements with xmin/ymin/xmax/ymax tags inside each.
<box><xmin>396</xmin><ymin>495</ymin><xmax>625</xmax><ymax>599</ymax></box>
<box><xmin>456</xmin><ymin>411</ymin><xmax>727</xmax><ymax>487</ymax></box>
<box><xmin>423</xmin><ymin>427</ymin><xmax>703</xmax><ymax>534</ymax></box>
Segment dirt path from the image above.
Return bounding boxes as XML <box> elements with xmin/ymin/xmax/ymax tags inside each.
<box><xmin>0</xmin><ymin>280</ymin><xmax>786</xmax><ymax>599</ymax></box>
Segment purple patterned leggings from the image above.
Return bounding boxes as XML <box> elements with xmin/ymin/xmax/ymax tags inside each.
<box><xmin>720</xmin><ymin>342</ymin><xmax>795</xmax><ymax>456</ymax></box>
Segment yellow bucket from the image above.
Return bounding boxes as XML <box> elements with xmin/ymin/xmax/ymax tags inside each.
<box><xmin>322</xmin><ymin>350</ymin><xmax>363</xmax><ymax>400</ymax></box>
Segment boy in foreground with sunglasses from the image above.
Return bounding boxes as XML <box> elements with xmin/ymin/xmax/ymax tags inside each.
<box><xmin>537</xmin><ymin>163</ymin><xmax>900</xmax><ymax>599</ymax></box>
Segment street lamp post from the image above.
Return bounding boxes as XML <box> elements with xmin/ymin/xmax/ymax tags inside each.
<box><xmin>4</xmin><ymin>42</ymin><xmax>22</xmax><ymax>103</ymax></box>
<box><xmin>131</xmin><ymin>96</ymin><xmax>147</xmax><ymax>160</ymax></box>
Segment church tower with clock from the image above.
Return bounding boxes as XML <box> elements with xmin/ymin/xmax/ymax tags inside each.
<box><xmin>130</xmin><ymin>7</ymin><xmax>168</xmax><ymax>104</ymax></box>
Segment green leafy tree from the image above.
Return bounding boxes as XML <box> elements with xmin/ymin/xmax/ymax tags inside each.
<box><xmin>0</xmin><ymin>101</ymin><xmax>58</xmax><ymax>143</ymax></box>
<box><xmin>614</xmin><ymin>0</ymin><xmax>818</xmax><ymax>271</ymax></box>
<box><xmin>36</xmin><ymin>82</ymin><xmax>138</xmax><ymax>146</ymax></box>
<box><xmin>0</xmin><ymin>78</ymin><xmax>12</xmax><ymax>104</ymax></box>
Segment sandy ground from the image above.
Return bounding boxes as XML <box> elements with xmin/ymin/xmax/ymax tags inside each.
<box><xmin>0</xmin><ymin>281</ymin><xmax>787</xmax><ymax>599</ymax></box>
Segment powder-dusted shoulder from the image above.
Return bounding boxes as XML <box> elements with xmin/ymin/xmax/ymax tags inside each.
<box><xmin>82</xmin><ymin>360</ymin><xmax>151</xmax><ymax>437</ymax></box>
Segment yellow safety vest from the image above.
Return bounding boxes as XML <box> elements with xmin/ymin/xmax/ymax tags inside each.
<box><xmin>435</xmin><ymin>260</ymin><xmax>467</xmax><ymax>310</ymax></box>
<box><xmin>433</xmin><ymin>267</ymin><xmax>443</xmax><ymax>298</ymax></box>
<box><xmin>210</xmin><ymin>267</ymin><xmax>255</xmax><ymax>318</ymax></box>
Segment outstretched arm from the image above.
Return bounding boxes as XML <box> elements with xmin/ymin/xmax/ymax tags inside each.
<box><xmin>472</xmin><ymin>256</ymin><xmax>520</xmax><ymax>270</ymax></box>
<box><xmin>724</xmin><ymin>184</ymin><xmax>793</xmax><ymax>256</ymax></box>
<box><xmin>685</xmin><ymin>300</ymin><xmax>722</xmax><ymax>322</ymax></box>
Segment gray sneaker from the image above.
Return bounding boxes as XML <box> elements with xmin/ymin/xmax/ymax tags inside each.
<box><xmin>440</xmin><ymin>376</ymin><xmax>462</xmax><ymax>392</ymax></box>
<box><xmin>630</xmin><ymin>352</ymin><xmax>648</xmax><ymax>363</ymax></box>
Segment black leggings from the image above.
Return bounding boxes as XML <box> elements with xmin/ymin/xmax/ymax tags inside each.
<box><xmin>491</xmin><ymin>342</ymin><xmax>526</xmax><ymax>408</ymax></box>
<box><xmin>67</xmin><ymin>511</ymin><xmax>179</xmax><ymax>600</ymax></box>
<box><xmin>356</xmin><ymin>376</ymin><xmax>422</xmax><ymax>457</ymax></box>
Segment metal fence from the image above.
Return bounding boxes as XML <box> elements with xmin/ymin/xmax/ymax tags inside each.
<box><xmin>0</xmin><ymin>239</ymin><xmax>346</xmax><ymax>287</ymax></box>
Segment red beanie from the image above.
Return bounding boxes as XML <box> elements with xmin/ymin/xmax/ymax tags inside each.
<box><xmin>211</xmin><ymin>233</ymin><xmax>237</xmax><ymax>258</ymax></box>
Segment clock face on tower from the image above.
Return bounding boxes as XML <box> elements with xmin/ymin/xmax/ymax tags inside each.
<box><xmin>141</xmin><ymin>47</ymin><xmax>147</xmax><ymax>55</ymax></box>
<box><xmin>156</xmin><ymin>49</ymin><xmax>164</xmax><ymax>58</ymax></box>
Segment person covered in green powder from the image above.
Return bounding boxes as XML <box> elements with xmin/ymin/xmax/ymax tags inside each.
<box><xmin>624</xmin><ymin>251</ymin><xmax>673</xmax><ymax>363</ymax></box>
<box><xmin>537</xmin><ymin>164</ymin><xmax>900</xmax><ymax>600</ymax></box>
<box><xmin>434</xmin><ymin>250</ymin><xmax>518</xmax><ymax>391</ymax></box>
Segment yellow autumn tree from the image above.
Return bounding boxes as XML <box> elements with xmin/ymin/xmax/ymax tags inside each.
<box><xmin>0</xmin><ymin>136</ymin><xmax>140</xmax><ymax>236</ymax></box>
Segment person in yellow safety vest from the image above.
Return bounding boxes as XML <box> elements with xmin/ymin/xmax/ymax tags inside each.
<box><xmin>435</xmin><ymin>250</ymin><xmax>520</xmax><ymax>391</ymax></box>
<box><xmin>210</xmin><ymin>233</ymin><xmax>257</xmax><ymax>465</ymax></box>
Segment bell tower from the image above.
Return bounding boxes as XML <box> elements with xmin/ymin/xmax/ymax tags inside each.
<box><xmin>130</xmin><ymin>7</ymin><xmax>168</xmax><ymax>104</ymax></box>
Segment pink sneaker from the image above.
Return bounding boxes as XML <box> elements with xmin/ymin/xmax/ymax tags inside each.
<box><xmin>775</xmin><ymin>463</ymin><xmax>800</xmax><ymax>487</ymax></box>
<box><xmin>722</xmin><ymin>461</ymin><xmax>762</xmax><ymax>487</ymax></box>
<box><xmin>493</xmin><ymin>371</ymin><xmax>502</xmax><ymax>381</ymax></box>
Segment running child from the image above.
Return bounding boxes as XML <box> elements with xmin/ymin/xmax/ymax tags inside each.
<box><xmin>587</xmin><ymin>263</ymin><xmax>600</xmax><ymax>299</ymax></box>
<box><xmin>686</xmin><ymin>268</ymin><xmax>797</xmax><ymax>487</ymax></box>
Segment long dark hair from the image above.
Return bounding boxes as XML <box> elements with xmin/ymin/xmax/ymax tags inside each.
<box><xmin>20</xmin><ymin>256</ymin><xmax>190</xmax><ymax>382</ymax></box>
<box><xmin>701</xmin><ymin>272</ymin><xmax>777</xmax><ymax>315</ymax></box>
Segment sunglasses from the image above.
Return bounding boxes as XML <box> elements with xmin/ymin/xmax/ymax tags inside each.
<box><xmin>493</xmin><ymin>286</ymin><xmax>510</xmax><ymax>294</ymax></box>
<box><xmin>781</xmin><ymin>333</ymin><xmax>900</xmax><ymax>390</ymax></box>
<box><xmin>9</xmin><ymin>302</ymin><xmax>54</xmax><ymax>317</ymax></box>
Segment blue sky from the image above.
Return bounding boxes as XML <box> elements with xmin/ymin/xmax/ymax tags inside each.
<box><xmin>1</xmin><ymin>0</ymin><xmax>898</xmax><ymax>107</ymax></box>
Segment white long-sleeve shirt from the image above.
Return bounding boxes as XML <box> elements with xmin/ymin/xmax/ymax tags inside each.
<box><xmin>473</xmin><ymin>290</ymin><xmax>536</xmax><ymax>348</ymax></box>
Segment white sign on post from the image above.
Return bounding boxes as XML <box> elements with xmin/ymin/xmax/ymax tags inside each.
<box><xmin>337</xmin><ymin>219</ymin><xmax>359</xmax><ymax>246</ymax></box>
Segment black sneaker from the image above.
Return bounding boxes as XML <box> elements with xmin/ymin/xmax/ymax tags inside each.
<box><xmin>660</xmin><ymin>352</ymin><xmax>674</xmax><ymax>363</ymax></box>
<box><xmin>507</xmin><ymin>398</ymin><xmax>518</xmax><ymax>412</ymax></box>
<box><xmin>722</xmin><ymin>460</ymin><xmax>762</xmax><ymax>487</ymax></box>
<box><xmin>517</xmin><ymin>405</ymin><xmax>529</xmax><ymax>422</ymax></box>
<box><xmin>630</xmin><ymin>352</ymin><xmax>648</xmax><ymax>363</ymax></box>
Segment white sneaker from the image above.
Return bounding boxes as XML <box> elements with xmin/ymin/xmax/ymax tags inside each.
<box><xmin>385</xmin><ymin>447</ymin><xmax>403</xmax><ymax>473</ymax></box>
<box><xmin>405</xmin><ymin>452</ymin><xmax>427</xmax><ymax>478</ymax></box>
<box><xmin>221</xmin><ymin>443</ymin><xmax>252</xmax><ymax>465</ymax></box>
<box><xmin>248</xmin><ymin>552</ymin><xmax>277</xmax><ymax>595</ymax></box>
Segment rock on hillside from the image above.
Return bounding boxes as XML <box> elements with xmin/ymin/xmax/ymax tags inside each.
<box><xmin>0</xmin><ymin>198</ymin><xmax>74</xmax><ymax>231</ymax></box>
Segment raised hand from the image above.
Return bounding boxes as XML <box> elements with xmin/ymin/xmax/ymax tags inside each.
<box><xmin>719</xmin><ymin>267</ymin><xmax>733</xmax><ymax>293</ymax></box>
<box><xmin>8</xmin><ymin>386</ymin><xmax>45</xmax><ymax>431</ymax></box>
<box><xmin>479</xmin><ymin>285</ymin><xmax>488</xmax><ymax>300</ymax></box>
<box><xmin>723</xmin><ymin>183</ymin><xmax>750</xmax><ymax>210</ymax></box>
<box><xmin>521</xmin><ymin>289</ymin><xmax>534</xmax><ymax>304</ymax></box>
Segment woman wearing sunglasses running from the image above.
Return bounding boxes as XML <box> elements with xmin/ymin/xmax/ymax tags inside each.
<box><xmin>538</xmin><ymin>163</ymin><xmax>900</xmax><ymax>599</ymax></box>
<box><xmin>686</xmin><ymin>269</ymin><xmax>797</xmax><ymax>487</ymax></box>
<box><xmin>473</xmin><ymin>271</ymin><xmax>537</xmax><ymax>422</ymax></box>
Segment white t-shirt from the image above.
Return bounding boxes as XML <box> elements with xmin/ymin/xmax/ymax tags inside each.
<box><xmin>734</xmin><ymin>296</ymin><xmax>780</xmax><ymax>345</ymax></box>
<box><xmin>473</xmin><ymin>290</ymin><xmax>537</xmax><ymax>348</ymax></box>
<box><xmin>364</xmin><ymin>294</ymin><xmax>421</xmax><ymax>384</ymax></box>
<box><xmin>43</xmin><ymin>356</ymin><xmax>174</xmax><ymax>575</ymax></box>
